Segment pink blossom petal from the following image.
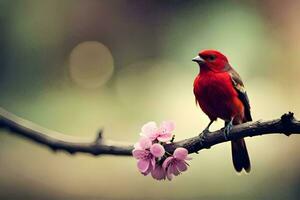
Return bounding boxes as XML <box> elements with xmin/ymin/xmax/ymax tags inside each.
<box><xmin>160</xmin><ymin>121</ymin><xmax>175</xmax><ymax>132</ymax></box>
<box><xmin>137</xmin><ymin>159</ymin><xmax>150</xmax><ymax>173</ymax></box>
<box><xmin>170</xmin><ymin>164</ymin><xmax>180</xmax><ymax>176</ymax></box>
<box><xmin>185</xmin><ymin>156</ymin><xmax>192</xmax><ymax>161</ymax></box>
<box><xmin>157</xmin><ymin>132</ymin><xmax>172</xmax><ymax>142</ymax></box>
<box><xmin>150</xmin><ymin>143</ymin><xmax>165</xmax><ymax>158</ymax></box>
<box><xmin>148</xmin><ymin>133</ymin><xmax>159</xmax><ymax>141</ymax></box>
<box><xmin>132</xmin><ymin>149</ymin><xmax>146</xmax><ymax>159</ymax></box>
<box><xmin>133</xmin><ymin>142</ymin><xmax>141</xmax><ymax>149</ymax></box>
<box><xmin>151</xmin><ymin>157</ymin><xmax>156</xmax><ymax>170</ymax></box>
<box><xmin>176</xmin><ymin>161</ymin><xmax>188</xmax><ymax>172</ymax></box>
<box><xmin>138</xmin><ymin>137</ymin><xmax>152</xmax><ymax>149</ymax></box>
<box><xmin>142</xmin><ymin>164</ymin><xmax>153</xmax><ymax>176</ymax></box>
<box><xmin>174</xmin><ymin>147</ymin><xmax>188</xmax><ymax>160</ymax></box>
<box><xmin>166</xmin><ymin>166</ymin><xmax>173</xmax><ymax>181</ymax></box>
<box><xmin>151</xmin><ymin>165</ymin><xmax>166</xmax><ymax>180</ymax></box>
<box><xmin>162</xmin><ymin>157</ymin><xmax>173</xmax><ymax>169</ymax></box>
<box><xmin>141</xmin><ymin>121</ymin><xmax>158</xmax><ymax>136</ymax></box>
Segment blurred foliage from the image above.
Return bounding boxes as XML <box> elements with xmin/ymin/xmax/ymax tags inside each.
<box><xmin>1</xmin><ymin>0</ymin><xmax>300</xmax><ymax>199</ymax></box>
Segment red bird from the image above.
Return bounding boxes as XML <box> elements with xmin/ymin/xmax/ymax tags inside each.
<box><xmin>192</xmin><ymin>50</ymin><xmax>251</xmax><ymax>173</ymax></box>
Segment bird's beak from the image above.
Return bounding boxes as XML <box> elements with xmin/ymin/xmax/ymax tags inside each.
<box><xmin>192</xmin><ymin>55</ymin><xmax>205</xmax><ymax>63</ymax></box>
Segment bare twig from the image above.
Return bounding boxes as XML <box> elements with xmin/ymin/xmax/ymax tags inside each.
<box><xmin>0</xmin><ymin>107</ymin><xmax>299</xmax><ymax>156</ymax></box>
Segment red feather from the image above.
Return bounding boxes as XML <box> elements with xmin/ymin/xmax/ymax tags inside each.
<box><xmin>193</xmin><ymin>70</ymin><xmax>244</xmax><ymax>123</ymax></box>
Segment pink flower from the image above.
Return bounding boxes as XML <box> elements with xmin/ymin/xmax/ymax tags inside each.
<box><xmin>133</xmin><ymin>121</ymin><xmax>192</xmax><ymax>181</ymax></box>
<box><xmin>132</xmin><ymin>148</ymin><xmax>155</xmax><ymax>175</ymax></box>
<box><xmin>141</xmin><ymin>121</ymin><xmax>175</xmax><ymax>142</ymax></box>
<box><xmin>132</xmin><ymin>137</ymin><xmax>155</xmax><ymax>174</ymax></box>
<box><xmin>162</xmin><ymin>147</ymin><xmax>191</xmax><ymax>180</ymax></box>
<box><xmin>132</xmin><ymin>137</ymin><xmax>165</xmax><ymax>175</ymax></box>
<box><xmin>151</xmin><ymin>164</ymin><xmax>166</xmax><ymax>180</ymax></box>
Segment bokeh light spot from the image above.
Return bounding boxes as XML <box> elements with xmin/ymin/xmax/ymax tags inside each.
<box><xmin>69</xmin><ymin>41</ymin><xmax>114</xmax><ymax>88</ymax></box>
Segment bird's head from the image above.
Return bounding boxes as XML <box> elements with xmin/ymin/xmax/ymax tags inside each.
<box><xmin>192</xmin><ymin>50</ymin><xmax>229</xmax><ymax>72</ymax></box>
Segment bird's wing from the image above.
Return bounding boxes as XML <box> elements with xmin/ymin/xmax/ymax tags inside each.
<box><xmin>228</xmin><ymin>67</ymin><xmax>252</xmax><ymax>122</ymax></box>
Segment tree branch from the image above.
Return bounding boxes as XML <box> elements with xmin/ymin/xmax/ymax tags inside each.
<box><xmin>0</xmin><ymin>107</ymin><xmax>299</xmax><ymax>156</ymax></box>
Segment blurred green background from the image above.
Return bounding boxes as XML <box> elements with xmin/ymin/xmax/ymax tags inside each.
<box><xmin>1</xmin><ymin>0</ymin><xmax>300</xmax><ymax>199</ymax></box>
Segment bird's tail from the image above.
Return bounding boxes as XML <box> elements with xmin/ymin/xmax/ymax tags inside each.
<box><xmin>231</xmin><ymin>138</ymin><xmax>251</xmax><ymax>173</ymax></box>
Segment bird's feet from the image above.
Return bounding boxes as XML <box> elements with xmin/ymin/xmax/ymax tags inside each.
<box><xmin>223</xmin><ymin>120</ymin><xmax>233</xmax><ymax>140</ymax></box>
<box><xmin>199</xmin><ymin>128</ymin><xmax>210</xmax><ymax>141</ymax></box>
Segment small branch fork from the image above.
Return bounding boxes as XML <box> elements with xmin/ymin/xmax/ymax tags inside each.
<box><xmin>0</xmin><ymin>107</ymin><xmax>299</xmax><ymax>156</ymax></box>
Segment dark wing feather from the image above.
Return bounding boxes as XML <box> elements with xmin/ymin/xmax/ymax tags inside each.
<box><xmin>227</xmin><ymin>67</ymin><xmax>252</xmax><ymax>122</ymax></box>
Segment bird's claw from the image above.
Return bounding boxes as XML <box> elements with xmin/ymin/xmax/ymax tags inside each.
<box><xmin>199</xmin><ymin>128</ymin><xmax>210</xmax><ymax>141</ymax></box>
<box><xmin>223</xmin><ymin>121</ymin><xmax>233</xmax><ymax>140</ymax></box>
<box><xmin>199</xmin><ymin>128</ymin><xmax>211</xmax><ymax>149</ymax></box>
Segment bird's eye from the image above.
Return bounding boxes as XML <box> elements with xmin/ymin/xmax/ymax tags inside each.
<box><xmin>207</xmin><ymin>55</ymin><xmax>216</xmax><ymax>61</ymax></box>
